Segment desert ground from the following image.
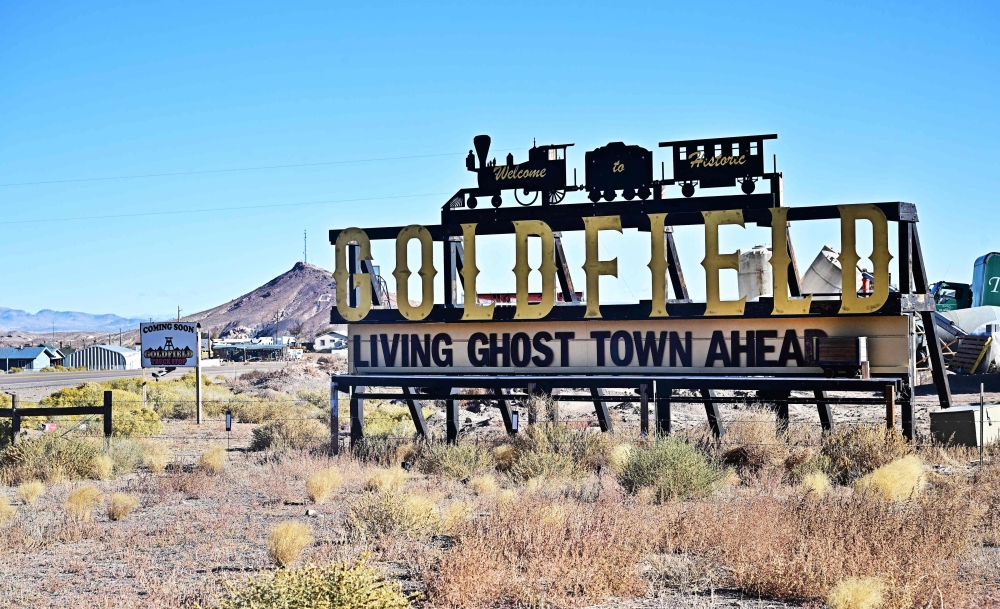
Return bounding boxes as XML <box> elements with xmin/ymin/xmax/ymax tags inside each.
<box><xmin>0</xmin><ymin>358</ymin><xmax>998</xmax><ymax>609</ymax></box>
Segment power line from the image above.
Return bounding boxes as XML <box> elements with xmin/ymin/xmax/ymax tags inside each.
<box><xmin>0</xmin><ymin>192</ymin><xmax>449</xmax><ymax>226</ymax></box>
<box><xmin>0</xmin><ymin>151</ymin><xmax>466</xmax><ymax>188</ymax></box>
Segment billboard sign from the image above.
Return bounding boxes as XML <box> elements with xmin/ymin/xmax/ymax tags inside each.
<box><xmin>140</xmin><ymin>322</ymin><xmax>198</xmax><ymax>368</ymax></box>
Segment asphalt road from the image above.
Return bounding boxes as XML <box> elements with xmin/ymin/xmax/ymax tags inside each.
<box><xmin>0</xmin><ymin>361</ymin><xmax>288</xmax><ymax>392</ymax></box>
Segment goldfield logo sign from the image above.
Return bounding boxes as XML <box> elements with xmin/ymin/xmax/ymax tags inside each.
<box><xmin>329</xmin><ymin>133</ymin><xmax>926</xmax><ymax>378</ymax></box>
<box><xmin>140</xmin><ymin>322</ymin><xmax>198</xmax><ymax>368</ymax></box>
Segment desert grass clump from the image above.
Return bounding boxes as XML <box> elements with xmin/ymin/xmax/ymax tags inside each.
<box><xmin>666</xmin><ymin>489</ymin><xmax>976</xmax><ymax>609</ymax></box>
<box><xmin>93</xmin><ymin>454</ymin><xmax>114</xmax><ymax>480</ymax></box>
<box><xmin>362</xmin><ymin>467</ymin><xmax>407</xmax><ymax>493</ymax></box>
<box><xmin>0</xmin><ymin>434</ymin><xmax>100</xmax><ymax>484</ymax></box>
<box><xmin>199</xmin><ymin>446</ymin><xmax>227</xmax><ymax>475</ymax></box>
<box><xmin>250</xmin><ymin>418</ymin><xmax>327</xmax><ymax>451</ymax></box>
<box><xmin>426</xmin><ymin>494</ymin><xmax>650</xmax><ymax>608</ymax></box>
<box><xmin>827</xmin><ymin>577</ymin><xmax>884</xmax><ymax>609</ymax></box>
<box><xmin>215</xmin><ymin>559</ymin><xmax>410</xmax><ymax>609</ymax></box>
<box><xmin>720</xmin><ymin>405</ymin><xmax>789</xmax><ymax>471</ymax></box>
<box><xmin>418</xmin><ymin>441</ymin><xmax>493</xmax><ymax>480</ymax></box>
<box><xmin>107</xmin><ymin>492</ymin><xmax>138</xmax><ymax>521</ymax></box>
<box><xmin>17</xmin><ymin>480</ymin><xmax>44</xmax><ymax>506</ymax></box>
<box><xmin>617</xmin><ymin>437</ymin><xmax>727</xmax><ymax>502</ymax></box>
<box><xmin>0</xmin><ymin>496</ymin><xmax>16</xmax><ymax>523</ymax></box>
<box><xmin>143</xmin><ymin>443</ymin><xmax>171</xmax><ymax>473</ymax></box>
<box><xmin>821</xmin><ymin>424</ymin><xmax>911</xmax><ymax>484</ymax></box>
<box><xmin>492</xmin><ymin>444</ymin><xmax>516</xmax><ymax>471</ymax></box>
<box><xmin>801</xmin><ymin>471</ymin><xmax>832</xmax><ymax>498</ymax></box>
<box><xmin>854</xmin><ymin>455</ymin><xmax>925</xmax><ymax>502</ymax></box>
<box><xmin>65</xmin><ymin>485</ymin><xmax>103</xmax><ymax>522</ymax></box>
<box><xmin>442</xmin><ymin>500</ymin><xmax>474</xmax><ymax>533</ymax></box>
<box><xmin>347</xmin><ymin>491</ymin><xmax>441</xmax><ymax>541</ymax></box>
<box><xmin>100</xmin><ymin>438</ymin><xmax>147</xmax><ymax>475</ymax></box>
<box><xmin>305</xmin><ymin>468</ymin><xmax>342</xmax><ymax>504</ymax></box>
<box><xmin>469</xmin><ymin>473</ymin><xmax>498</xmax><ymax>495</ymax></box>
<box><xmin>608</xmin><ymin>443</ymin><xmax>633</xmax><ymax>472</ymax></box>
<box><xmin>267</xmin><ymin>521</ymin><xmax>314</xmax><ymax>567</ymax></box>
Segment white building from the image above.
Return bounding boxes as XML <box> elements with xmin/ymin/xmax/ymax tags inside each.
<box><xmin>314</xmin><ymin>332</ymin><xmax>347</xmax><ymax>352</ymax></box>
<box><xmin>64</xmin><ymin>345</ymin><xmax>141</xmax><ymax>371</ymax></box>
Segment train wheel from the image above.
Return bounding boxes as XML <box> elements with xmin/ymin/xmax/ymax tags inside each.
<box><xmin>681</xmin><ymin>182</ymin><xmax>695</xmax><ymax>198</ymax></box>
<box><xmin>588</xmin><ymin>189</ymin><xmax>601</xmax><ymax>203</ymax></box>
<box><xmin>467</xmin><ymin>196</ymin><xmax>478</xmax><ymax>209</ymax></box>
<box><xmin>491</xmin><ymin>195</ymin><xmax>502</xmax><ymax>208</ymax></box>
<box><xmin>638</xmin><ymin>187</ymin><xmax>651</xmax><ymax>200</ymax></box>
<box><xmin>515</xmin><ymin>189</ymin><xmax>538</xmax><ymax>206</ymax></box>
<box><xmin>603</xmin><ymin>189</ymin><xmax>616</xmax><ymax>202</ymax></box>
<box><xmin>548</xmin><ymin>190</ymin><xmax>566</xmax><ymax>204</ymax></box>
<box><xmin>623</xmin><ymin>188</ymin><xmax>636</xmax><ymax>200</ymax></box>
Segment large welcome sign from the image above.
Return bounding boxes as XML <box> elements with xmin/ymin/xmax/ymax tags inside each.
<box><xmin>331</xmin><ymin>134</ymin><xmax>929</xmax><ymax>378</ymax></box>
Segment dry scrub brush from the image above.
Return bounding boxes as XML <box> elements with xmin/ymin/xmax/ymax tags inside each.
<box><xmin>362</xmin><ymin>467</ymin><xmax>407</xmax><ymax>493</ymax></box>
<box><xmin>305</xmin><ymin>467</ymin><xmax>342</xmax><ymax>504</ymax></box>
<box><xmin>418</xmin><ymin>441</ymin><xmax>493</xmax><ymax>480</ymax></box>
<box><xmin>0</xmin><ymin>496</ymin><xmax>16</xmax><ymax>523</ymax></box>
<box><xmin>17</xmin><ymin>480</ymin><xmax>44</xmax><ymax>505</ymax></box>
<box><xmin>821</xmin><ymin>424</ymin><xmax>912</xmax><ymax>484</ymax></box>
<box><xmin>426</xmin><ymin>494</ymin><xmax>651</xmax><ymax>608</ymax></box>
<box><xmin>107</xmin><ymin>493</ymin><xmax>138</xmax><ymax>521</ymax></box>
<box><xmin>215</xmin><ymin>559</ymin><xmax>410</xmax><ymax>609</ymax></box>
<box><xmin>143</xmin><ymin>442</ymin><xmax>171</xmax><ymax>473</ymax></box>
<box><xmin>250</xmin><ymin>417</ymin><xmax>327</xmax><ymax>451</ymax></box>
<box><xmin>853</xmin><ymin>455</ymin><xmax>925</xmax><ymax>502</ymax></box>
<box><xmin>665</xmin><ymin>488</ymin><xmax>977</xmax><ymax>609</ymax></box>
<box><xmin>268</xmin><ymin>521</ymin><xmax>314</xmax><ymax>567</ymax></box>
<box><xmin>199</xmin><ymin>446</ymin><xmax>227</xmax><ymax>475</ymax></box>
<box><xmin>65</xmin><ymin>485</ymin><xmax>103</xmax><ymax>522</ymax></box>
<box><xmin>617</xmin><ymin>436</ymin><xmax>727</xmax><ymax>502</ymax></box>
<box><xmin>347</xmin><ymin>490</ymin><xmax>441</xmax><ymax>541</ymax></box>
<box><xmin>0</xmin><ymin>435</ymin><xmax>100</xmax><ymax>484</ymax></box>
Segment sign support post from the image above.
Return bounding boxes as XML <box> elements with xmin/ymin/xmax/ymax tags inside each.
<box><xmin>196</xmin><ymin>324</ymin><xmax>202</xmax><ymax>425</ymax></box>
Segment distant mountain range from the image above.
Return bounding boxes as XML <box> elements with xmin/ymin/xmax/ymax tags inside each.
<box><xmin>0</xmin><ymin>308</ymin><xmax>156</xmax><ymax>333</ymax></box>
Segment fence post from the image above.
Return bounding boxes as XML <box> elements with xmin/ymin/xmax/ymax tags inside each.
<box><xmin>639</xmin><ymin>383</ymin><xmax>649</xmax><ymax>436</ymax></box>
<box><xmin>330</xmin><ymin>380</ymin><xmax>340</xmax><ymax>456</ymax></box>
<box><xmin>11</xmin><ymin>394</ymin><xmax>20</xmax><ymax>444</ymax></box>
<box><xmin>103</xmin><ymin>390</ymin><xmax>113</xmax><ymax>439</ymax></box>
<box><xmin>884</xmin><ymin>385</ymin><xmax>896</xmax><ymax>432</ymax></box>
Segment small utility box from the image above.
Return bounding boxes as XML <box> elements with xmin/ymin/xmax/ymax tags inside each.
<box><xmin>930</xmin><ymin>405</ymin><xmax>1000</xmax><ymax>448</ymax></box>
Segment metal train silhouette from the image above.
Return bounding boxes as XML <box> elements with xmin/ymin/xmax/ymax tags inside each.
<box><xmin>456</xmin><ymin>133</ymin><xmax>776</xmax><ymax>209</ymax></box>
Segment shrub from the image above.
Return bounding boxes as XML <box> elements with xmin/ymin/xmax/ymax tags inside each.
<box><xmin>426</xmin><ymin>495</ymin><xmax>650</xmax><ymax>608</ymax></box>
<box><xmin>143</xmin><ymin>443</ymin><xmax>171</xmax><ymax>473</ymax></box>
<box><xmin>107</xmin><ymin>493</ymin><xmax>138</xmax><ymax>521</ymax></box>
<box><xmin>296</xmin><ymin>389</ymin><xmax>327</xmax><ymax>409</ymax></box>
<box><xmin>347</xmin><ymin>491</ymin><xmax>441</xmax><ymax>541</ymax></box>
<box><xmin>667</xmin><ymin>490</ymin><xmax>976</xmax><ymax>609</ymax></box>
<box><xmin>719</xmin><ymin>405</ymin><xmax>788</xmax><ymax>471</ymax></box>
<box><xmin>801</xmin><ymin>471</ymin><xmax>832</xmax><ymax>498</ymax></box>
<box><xmin>0</xmin><ymin>496</ymin><xmax>15</xmax><ymax>523</ymax></box>
<box><xmin>492</xmin><ymin>444</ymin><xmax>515</xmax><ymax>471</ymax></box>
<box><xmin>229</xmin><ymin>397</ymin><xmax>294</xmax><ymax>424</ymax></box>
<box><xmin>93</xmin><ymin>454</ymin><xmax>114</xmax><ymax>480</ymax></box>
<box><xmin>854</xmin><ymin>455</ymin><xmax>925</xmax><ymax>502</ymax></box>
<box><xmin>214</xmin><ymin>559</ymin><xmax>410</xmax><ymax>609</ymax></box>
<box><xmin>617</xmin><ymin>437</ymin><xmax>727</xmax><ymax>502</ymax></box>
<box><xmin>102</xmin><ymin>438</ymin><xmax>146</xmax><ymax>475</ymax></box>
<box><xmin>351</xmin><ymin>436</ymin><xmax>411</xmax><ymax>466</ymax></box>
<box><xmin>827</xmin><ymin>577</ymin><xmax>884</xmax><ymax>609</ymax></box>
<box><xmin>199</xmin><ymin>446</ymin><xmax>226</xmax><ymax>475</ymax></box>
<box><xmin>65</xmin><ymin>485</ymin><xmax>102</xmax><ymax>522</ymax></box>
<box><xmin>821</xmin><ymin>424</ymin><xmax>912</xmax><ymax>484</ymax></box>
<box><xmin>268</xmin><ymin>521</ymin><xmax>314</xmax><ymax>567</ymax></box>
<box><xmin>111</xmin><ymin>404</ymin><xmax>163</xmax><ymax>438</ymax></box>
<box><xmin>418</xmin><ymin>442</ymin><xmax>493</xmax><ymax>480</ymax></box>
<box><xmin>469</xmin><ymin>474</ymin><xmax>498</xmax><ymax>495</ymax></box>
<box><xmin>608</xmin><ymin>443</ymin><xmax>633</xmax><ymax>472</ymax></box>
<box><xmin>442</xmin><ymin>500</ymin><xmax>474</xmax><ymax>533</ymax></box>
<box><xmin>0</xmin><ymin>435</ymin><xmax>100</xmax><ymax>484</ymax></box>
<box><xmin>306</xmin><ymin>468</ymin><xmax>342</xmax><ymax>504</ymax></box>
<box><xmin>17</xmin><ymin>480</ymin><xmax>44</xmax><ymax>505</ymax></box>
<box><xmin>508</xmin><ymin>448</ymin><xmax>578</xmax><ymax>483</ymax></box>
<box><xmin>362</xmin><ymin>468</ymin><xmax>407</xmax><ymax>493</ymax></box>
<box><xmin>250</xmin><ymin>418</ymin><xmax>326</xmax><ymax>451</ymax></box>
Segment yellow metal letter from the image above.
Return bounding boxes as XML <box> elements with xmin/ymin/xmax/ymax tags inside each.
<box><xmin>512</xmin><ymin>220</ymin><xmax>556</xmax><ymax>320</ymax></box>
<box><xmin>647</xmin><ymin>213</ymin><xmax>669</xmax><ymax>317</ymax></box>
<box><xmin>701</xmin><ymin>210</ymin><xmax>746</xmax><ymax>316</ymax></box>
<box><xmin>393</xmin><ymin>225</ymin><xmax>438</xmax><ymax>321</ymax></box>
<box><xmin>582</xmin><ymin>216</ymin><xmax>622</xmax><ymax>319</ymax></box>
<box><xmin>332</xmin><ymin>228</ymin><xmax>372</xmax><ymax>322</ymax></box>
<box><xmin>838</xmin><ymin>204</ymin><xmax>892</xmax><ymax>314</ymax></box>
<box><xmin>768</xmin><ymin>208</ymin><xmax>812</xmax><ymax>315</ymax></box>
<box><xmin>460</xmin><ymin>223</ymin><xmax>494</xmax><ymax>320</ymax></box>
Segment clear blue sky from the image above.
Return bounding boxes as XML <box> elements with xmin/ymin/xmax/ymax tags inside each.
<box><xmin>1</xmin><ymin>1</ymin><xmax>997</xmax><ymax>318</ymax></box>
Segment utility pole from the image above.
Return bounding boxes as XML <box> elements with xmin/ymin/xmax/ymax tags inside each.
<box><xmin>177</xmin><ymin>306</ymin><xmax>181</xmax><ymax>321</ymax></box>
<box><xmin>303</xmin><ymin>230</ymin><xmax>307</xmax><ymax>265</ymax></box>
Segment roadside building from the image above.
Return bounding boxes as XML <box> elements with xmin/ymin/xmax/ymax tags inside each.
<box><xmin>211</xmin><ymin>342</ymin><xmax>287</xmax><ymax>362</ymax></box>
<box><xmin>64</xmin><ymin>345</ymin><xmax>141</xmax><ymax>371</ymax></box>
<box><xmin>313</xmin><ymin>332</ymin><xmax>347</xmax><ymax>352</ymax></box>
<box><xmin>0</xmin><ymin>346</ymin><xmax>63</xmax><ymax>371</ymax></box>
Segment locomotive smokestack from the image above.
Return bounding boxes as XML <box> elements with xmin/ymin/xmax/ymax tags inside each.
<box><xmin>473</xmin><ymin>135</ymin><xmax>491</xmax><ymax>170</ymax></box>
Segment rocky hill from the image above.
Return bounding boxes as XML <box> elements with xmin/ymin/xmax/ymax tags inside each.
<box><xmin>182</xmin><ymin>262</ymin><xmax>346</xmax><ymax>341</ymax></box>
